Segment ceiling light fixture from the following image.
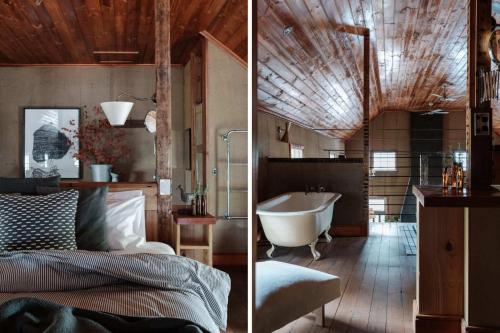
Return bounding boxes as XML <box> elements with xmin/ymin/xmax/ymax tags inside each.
<box><xmin>100</xmin><ymin>92</ymin><xmax>156</xmax><ymax>126</ymax></box>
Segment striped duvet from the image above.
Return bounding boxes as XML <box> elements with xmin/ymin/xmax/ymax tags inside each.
<box><xmin>0</xmin><ymin>251</ymin><xmax>230</xmax><ymax>332</ymax></box>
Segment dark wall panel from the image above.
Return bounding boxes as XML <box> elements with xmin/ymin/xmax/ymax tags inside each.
<box><xmin>261</xmin><ymin>158</ymin><xmax>364</xmax><ymax>227</ymax></box>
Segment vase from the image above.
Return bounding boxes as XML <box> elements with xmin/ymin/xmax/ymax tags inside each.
<box><xmin>90</xmin><ymin>164</ymin><xmax>112</xmax><ymax>182</ymax></box>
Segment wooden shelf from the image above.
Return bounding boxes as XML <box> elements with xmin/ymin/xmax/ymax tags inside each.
<box><xmin>173</xmin><ymin>213</ymin><xmax>216</xmax><ymax>266</ymax></box>
<box><xmin>173</xmin><ymin>213</ymin><xmax>216</xmax><ymax>225</ymax></box>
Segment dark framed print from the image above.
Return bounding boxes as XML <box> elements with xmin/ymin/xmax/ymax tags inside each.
<box><xmin>23</xmin><ymin>107</ymin><xmax>81</xmax><ymax>179</ymax></box>
<box><xmin>184</xmin><ymin>128</ymin><xmax>192</xmax><ymax>170</ymax></box>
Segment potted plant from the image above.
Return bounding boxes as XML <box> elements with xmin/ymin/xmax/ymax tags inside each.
<box><xmin>63</xmin><ymin>106</ymin><xmax>131</xmax><ymax>182</ymax></box>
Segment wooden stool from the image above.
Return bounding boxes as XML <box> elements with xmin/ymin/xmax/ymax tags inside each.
<box><xmin>172</xmin><ymin>213</ymin><xmax>216</xmax><ymax>266</ymax></box>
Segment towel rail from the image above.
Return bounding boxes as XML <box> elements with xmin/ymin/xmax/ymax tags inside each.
<box><xmin>222</xmin><ymin>129</ymin><xmax>248</xmax><ymax>220</ymax></box>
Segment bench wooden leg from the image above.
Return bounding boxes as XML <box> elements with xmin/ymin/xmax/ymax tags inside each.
<box><xmin>313</xmin><ymin>305</ymin><xmax>325</xmax><ymax>327</ymax></box>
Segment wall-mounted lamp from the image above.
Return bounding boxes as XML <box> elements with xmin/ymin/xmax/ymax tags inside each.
<box><xmin>277</xmin><ymin>122</ymin><xmax>291</xmax><ymax>143</ymax></box>
<box><xmin>100</xmin><ymin>92</ymin><xmax>156</xmax><ymax>126</ymax></box>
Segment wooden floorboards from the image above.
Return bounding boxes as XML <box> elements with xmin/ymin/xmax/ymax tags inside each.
<box><xmin>256</xmin><ymin>223</ymin><xmax>416</xmax><ymax>333</ymax></box>
<box><xmin>217</xmin><ymin>265</ymin><xmax>248</xmax><ymax>333</ymax></box>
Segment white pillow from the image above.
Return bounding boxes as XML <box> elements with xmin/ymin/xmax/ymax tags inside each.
<box><xmin>107</xmin><ymin>190</ymin><xmax>144</xmax><ymax>204</ymax></box>
<box><xmin>106</xmin><ymin>195</ymin><xmax>146</xmax><ymax>250</ymax></box>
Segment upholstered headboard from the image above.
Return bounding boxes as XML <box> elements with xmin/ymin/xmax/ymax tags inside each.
<box><xmin>60</xmin><ymin>182</ymin><xmax>160</xmax><ymax>242</ymax></box>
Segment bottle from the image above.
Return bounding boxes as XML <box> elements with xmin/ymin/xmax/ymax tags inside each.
<box><xmin>451</xmin><ymin>163</ymin><xmax>458</xmax><ymax>188</ymax></box>
<box><xmin>442</xmin><ymin>167</ymin><xmax>448</xmax><ymax>188</ymax></box>
<box><xmin>457</xmin><ymin>166</ymin><xmax>464</xmax><ymax>189</ymax></box>
<box><xmin>201</xmin><ymin>195</ymin><xmax>207</xmax><ymax>215</ymax></box>
<box><xmin>191</xmin><ymin>197</ymin><xmax>197</xmax><ymax>216</ymax></box>
<box><xmin>196</xmin><ymin>194</ymin><xmax>202</xmax><ymax>215</ymax></box>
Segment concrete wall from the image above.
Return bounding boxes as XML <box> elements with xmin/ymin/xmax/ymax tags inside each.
<box><xmin>206</xmin><ymin>41</ymin><xmax>248</xmax><ymax>254</ymax></box>
<box><xmin>0</xmin><ymin>66</ymin><xmax>186</xmax><ymax>204</ymax></box>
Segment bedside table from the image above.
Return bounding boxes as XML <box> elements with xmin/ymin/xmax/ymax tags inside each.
<box><xmin>172</xmin><ymin>213</ymin><xmax>216</xmax><ymax>266</ymax></box>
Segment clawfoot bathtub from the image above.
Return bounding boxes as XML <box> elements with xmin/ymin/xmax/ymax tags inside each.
<box><xmin>257</xmin><ymin>192</ymin><xmax>342</xmax><ymax>260</ymax></box>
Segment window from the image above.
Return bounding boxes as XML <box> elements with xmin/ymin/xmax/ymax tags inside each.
<box><xmin>454</xmin><ymin>151</ymin><xmax>467</xmax><ymax>171</ymax></box>
<box><xmin>290</xmin><ymin>144</ymin><xmax>304</xmax><ymax>158</ymax></box>
<box><xmin>372</xmin><ymin>151</ymin><xmax>396</xmax><ymax>172</ymax></box>
<box><xmin>369</xmin><ymin>198</ymin><xmax>386</xmax><ymax>213</ymax></box>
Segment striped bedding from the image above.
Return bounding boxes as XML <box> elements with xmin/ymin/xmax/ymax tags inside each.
<box><xmin>0</xmin><ymin>251</ymin><xmax>230</xmax><ymax>333</ymax></box>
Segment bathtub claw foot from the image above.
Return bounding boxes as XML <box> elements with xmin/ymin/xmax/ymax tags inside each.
<box><xmin>266</xmin><ymin>244</ymin><xmax>276</xmax><ymax>258</ymax></box>
<box><xmin>324</xmin><ymin>230</ymin><xmax>333</xmax><ymax>243</ymax></box>
<box><xmin>309</xmin><ymin>241</ymin><xmax>321</xmax><ymax>260</ymax></box>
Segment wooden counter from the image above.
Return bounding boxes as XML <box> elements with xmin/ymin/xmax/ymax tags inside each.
<box><xmin>413</xmin><ymin>185</ymin><xmax>500</xmax><ymax>207</ymax></box>
<box><xmin>413</xmin><ymin>185</ymin><xmax>500</xmax><ymax>332</ymax></box>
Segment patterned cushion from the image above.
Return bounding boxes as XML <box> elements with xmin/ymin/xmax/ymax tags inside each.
<box><xmin>36</xmin><ymin>186</ymin><xmax>110</xmax><ymax>251</ymax></box>
<box><xmin>0</xmin><ymin>190</ymin><xmax>79</xmax><ymax>252</ymax></box>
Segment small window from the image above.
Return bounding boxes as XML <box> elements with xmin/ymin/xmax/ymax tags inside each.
<box><xmin>369</xmin><ymin>198</ymin><xmax>386</xmax><ymax>213</ymax></box>
<box><xmin>372</xmin><ymin>151</ymin><xmax>396</xmax><ymax>172</ymax></box>
<box><xmin>290</xmin><ymin>144</ymin><xmax>304</xmax><ymax>159</ymax></box>
<box><xmin>328</xmin><ymin>151</ymin><xmax>336</xmax><ymax>159</ymax></box>
<box><xmin>454</xmin><ymin>151</ymin><xmax>467</xmax><ymax>171</ymax></box>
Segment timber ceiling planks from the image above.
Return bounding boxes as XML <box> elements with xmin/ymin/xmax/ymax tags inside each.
<box><xmin>0</xmin><ymin>0</ymin><xmax>247</xmax><ymax>64</ymax></box>
<box><xmin>257</xmin><ymin>0</ymin><xmax>469</xmax><ymax>139</ymax></box>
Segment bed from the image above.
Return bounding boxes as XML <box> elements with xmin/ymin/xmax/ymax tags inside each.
<box><xmin>0</xmin><ymin>180</ymin><xmax>230</xmax><ymax>333</ymax></box>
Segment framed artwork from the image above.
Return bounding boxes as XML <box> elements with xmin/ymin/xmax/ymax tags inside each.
<box><xmin>184</xmin><ymin>128</ymin><xmax>192</xmax><ymax>171</ymax></box>
<box><xmin>23</xmin><ymin>107</ymin><xmax>81</xmax><ymax>179</ymax></box>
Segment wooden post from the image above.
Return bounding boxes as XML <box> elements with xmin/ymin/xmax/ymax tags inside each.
<box><xmin>155</xmin><ymin>0</ymin><xmax>172</xmax><ymax>244</ymax></box>
<box><xmin>252</xmin><ymin>0</ymin><xmax>258</xmax><ymax>327</ymax></box>
<box><xmin>362</xmin><ymin>30</ymin><xmax>370</xmax><ymax>235</ymax></box>
<box><xmin>467</xmin><ymin>0</ymin><xmax>493</xmax><ymax>189</ymax></box>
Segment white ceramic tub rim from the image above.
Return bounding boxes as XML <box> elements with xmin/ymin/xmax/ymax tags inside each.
<box><xmin>256</xmin><ymin>192</ymin><xmax>342</xmax><ymax>217</ymax></box>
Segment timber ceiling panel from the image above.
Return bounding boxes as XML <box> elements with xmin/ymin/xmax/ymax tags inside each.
<box><xmin>0</xmin><ymin>0</ymin><xmax>247</xmax><ymax>64</ymax></box>
<box><xmin>257</xmin><ymin>0</ymin><xmax>468</xmax><ymax>139</ymax></box>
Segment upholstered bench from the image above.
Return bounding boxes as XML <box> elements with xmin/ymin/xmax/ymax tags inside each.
<box><xmin>255</xmin><ymin>260</ymin><xmax>341</xmax><ymax>332</ymax></box>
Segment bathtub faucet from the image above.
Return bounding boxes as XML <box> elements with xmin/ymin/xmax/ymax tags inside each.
<box><xmin>305</xmin><ymin>185</ymin><xmax>317</xmax><ymax>194</ymax></box>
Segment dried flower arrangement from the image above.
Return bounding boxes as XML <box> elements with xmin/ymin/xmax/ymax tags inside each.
<box><xmin>62</xmin><ymin>106</ymin><xmax>131</xmax><ymax>165</ymax></box>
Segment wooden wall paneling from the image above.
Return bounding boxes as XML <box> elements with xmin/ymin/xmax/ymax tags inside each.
<box><xmin>42</xmin><ymin>0</ymin><xmax>91</xmax><ymax>63</ymax></box>
<box><xmin>189</xmin><ymin>52</ymin><xmax>198</xmax><ymax>191</ymax></box>
<box><xmin>467</xmin><ymin>0</ymin><xmax>493</xmax><ymax>189</ymax></box>
<box><xmin>362</xmin><ymin>30</ymin><xmax>369</xmax><ymax>236</ymax></box>
<box><xmin>202</xmin><ymin>37</ymin><xmax>208</xmax><ymax>188</ymax></box>
<box><xmin>466</xmin><ymin>207</ymin><xmax>500</xmax><ymax>329</ymax></box>
<box><xmin>0</xmin><ymin>0</ymin><xmax>247</xmax><ymax>65</ymax></box>
<box><xmin>257</xmin><ymin>3</ymin><xmax>362</xmax><ymax>125</ymax></box>
<box><xmin>155</xmin><ymin>0</ymin><xmax>172</xmax><ymax>244</ymax></box>
<box><xmin>416</xmin><ymin>203</ymin><xmax>464</xmax><ymax>332</ymax></box>
<box><xmin>256</xmin><ymin>0</ymin><xmax>475</xmax><ymax>139</ymax></box>
<box><xmin>252</xmin><ymin>0</ymin><xmax>258</xmax><ymax>326</ymax></box>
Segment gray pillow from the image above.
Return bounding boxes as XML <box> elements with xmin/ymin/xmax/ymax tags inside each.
<box><xmin>0</xmin><ymin>190</ymin><xmax>79</xmax><ymax>252</ymax></box>
<box><xmin>0</xmin><ymin>176</ymin><xmax>60</xmax><ymax>195</ymax></box>
<box><xmin>36</xmin><ymin>186</ymin><xmax>110</xmax><ymax>251</ymax></box>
